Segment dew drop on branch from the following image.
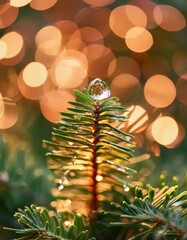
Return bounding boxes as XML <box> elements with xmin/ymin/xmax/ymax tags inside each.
<box><xmin>88</xmin><ymin>78</ymin><xmax>111</xmax><ymax>100</ymax></box>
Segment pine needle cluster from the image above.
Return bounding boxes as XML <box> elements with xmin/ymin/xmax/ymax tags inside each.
<box><xmin>5</xmin><ymin>79</ymin><xmax>187</xmax><ymax>240</ymax></box>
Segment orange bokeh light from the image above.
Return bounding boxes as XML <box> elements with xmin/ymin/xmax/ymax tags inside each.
<box><xmin>10</xmin><ymin>0</ymin><xmax>31</xmax><ymax>7</ymax></box>
<box><xmin>125</xmin><ymin>27</ymin><xmax>153</xmax><ymax>53</ymax></box>
<box><xmin>51</xmin><ymin>49</ymin><xmax>88</xmax><ymax>89</ymax></box>
<box><xmin>82</xmin><ymin>44</ymin><xmax>116</xmax><ymax>78</ymax></box>
<box><xmin>18</xmin><ymin>70</ymin><xmax>52</xmax><ymax>100</ymax></box>
<box><xmin>172</xmin><ymin>51</ymin><xmax>187</xmax><ymax>80</ymax></box>
<box><xmin>0</xmin><ymin>40</ymin><xmax>7</xmax><ymax>60</ymax></box>
<box><xmin>76</xmin><ymin>7</ymin><xmax>111</xmax><ymax>37</ymax></box>
<box><xmin>30</xmin><ymin>0</ymin><xmax>58</xmax><ymax>10</ymax></box>
<box><xmin>154</xmin><ymin>5</ymin><xmax>186</xmax><ymax>32</ymax></box>
<box><xmin>83</xmin><ymin>0</ymin><xmax>115</xmax><ymax>7</ymax></box>
<box><xmin>0</xmin><ymin>93</ymin><xmax>4</xmax><ymax>119</ymax></box>
<box><xmin>23</xmin><ymin>62</ymin><xmax>48</xmax><ymax>87</ymax></box>
<box><xmin>152</xmin><ymin>116</ymin><xmax>178</xmax><ymax>146</ymax></box>
<box><xmin>54</xmin><ymin>20</ymin><xmax>80</xmax><ymax>45</ymax></box>
<box><xmin>40</xmin><ymin>89</ymin><xmax>75</xmax><ymax>123</ymax></box>
<box><xmin>35</xmin><ymin>49</ymin><xmax>56</xmax><ymax>69</ymax></box>
<box><xmin>126</xmin><ymin>105</ymin><xmax>149</xmax><ymax>133</ymax></box>
<box><xmin>111</xmin><ymin>73</ymin><xmax>141</xmax><ymax>101</ymax></box>
<box><xmin>0</xmin><ymin>3</ymin><xmax>19</xmax><ymax>29</ymax></box>
<box><xmin>78</xmin><ymin>27</ymin><xmax>104</xmax><ymax>45</ymax></box>
<box><xmin>129</xmin><ymin>0</ymin><xmax>157</xmax><ymax>29</ymax></box>
<box><xmin>108</xmin><ymin>56</ymin><xmax>141</xmax><ymax>79</ymax></box>
<box><xmin>35</xmin><ymin>26</ymin><xmax>62</xmax><ymax>56</ymax></box>
<box><xmin>0</xmin><ymin>98</ymin><xmax>19</xmax><ymax>129</ymax></box>
<box><xmin>176</xmin><ymin>78</ymin><xmax>187</xmax><ymax>105</ymax></box>
<box><xmin>144</xmin><ymin>75</ymin><xmax>176</xmax><ymax>108</ymax></box>
<box><xmin>1</xmin><ymin>31</ymin><xmax>24</xmax><ymax>59</ymax></box>
<box><xmin>109</xmin><ymin>5</ymin><xmax>147</xmax><ymax>38</ymax></box>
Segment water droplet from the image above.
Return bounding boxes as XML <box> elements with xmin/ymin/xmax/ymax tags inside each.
<box><xmin>88</xmin><ymin>78</ymin><xmax>111</xmax><ymax>101</ymax></box>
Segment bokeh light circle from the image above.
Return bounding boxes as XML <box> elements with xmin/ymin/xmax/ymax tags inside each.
<box><xmin>30</xmin><ymin>0</ymin><xmax>58</xmax><ymax>10</ymax></box>
<box><xmin>144</xmin><ymin>74</ymin><xmax>176</xmax><ymax>108</ymax></box>
<box><xmin>40</xmin><ymin>90</ymin><xmax>75</xmax><ymax>123</ymax></box>
<box><xmin>0</xmin><ymin>40</ymin><xmax>7</xmax><ymax>59</ymax></box>
<box><xmin>125</xmin><ymin>27</ymin><xmax>153</xmax><ymax>53</ymax></box>
<box><xmin>1</xmin><ymin>31</ymin><xmax>24</xmax><ymax>58</ymax></box>
<box><xmin>23</xmin><ymin>62</ymin><xmax>48</xmax><ymax>87</ymax></box>
<box><xmin>0</xmin><ymin>93</ymin><xmax>4</xmax><ymax>119</ymax></box>
<box><xmin>83</xmin><ymin>0</ymin><xmax>115</xmax><ymax>7</ymax></box>
<box><xmin>10</xmin><ymin>0</ymin><xmax>31</xmax><ymax>7</ymax></box>
<box><xmin>35</xmin><ymin>26</ymin><xmax>62</xmax><ymax>56</ymax></box>
<box><xmin>126</xmin><ymin>105</ymin><xmax>149</xmax><ymax>133</ymax></box>
<box><xmin>111</xmin><ymin>73</ymin><xmax>141</xmax><ymax>101</ymax></box>
<box><xmin>109</xmin><ymin>5</ymin><xmax>147</xmax><ymax>38</ymax></box>
<box><xmin>154</xmin><ymin>5</ymin><xmax>186</xmax><ymax>32</ymax></box>
<box><xmin>52</xmin><ymin>49</ymin><xmax>88</xmax><ymax>89</ymax></box>
<box><xmin>176</xmin><ymin>78</ymin><xmax>187</xmax><ymax>105</ymax></box>
<box><xmin>172</xmin><ymin>51</ymin><xmax>187</xmax><ymax>80</ymax></box>
<box><xmin>152</xmin><ymin>116</ymin><xmax>178</xmax><ymax>146</ymax></box>
<box><xmin>0</xmin><ymin>98</ymin><xmax>19</xmax><ymax>129</ymax></box>
<box><xmin>108</xmin><ymin>56</ymin><xmax>141</xmax><ymax>78</ymax></box>
<box><xmin>82</xmin><ymin>44</ymin><xmax>116</xmax><ymax>78</ymax></box>
<box><xmin>0</xmin><ymin>3</ymin><xmax>19</xmax><ymax>29</ymax></box>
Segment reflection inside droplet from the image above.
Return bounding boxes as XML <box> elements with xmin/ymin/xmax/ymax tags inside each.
<box><xmin>88</xmin><ymin>78</ymin><xmax>110</xmax><ymax>100</ymax></box>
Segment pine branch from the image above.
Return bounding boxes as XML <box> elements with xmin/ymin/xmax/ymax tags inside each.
<box><xmin>44</xmin><ymin>79</ymin><xmax>136</xmax><ymax>216</ymax></box>
<box><xmin>5</xmin><ymin>205</ymin><xmax>95</xmax><ymax>240</ymax></box>
<box><xmin>101</xmin><ymin>185</ymin><xmax>187</xmax><ymax>239</ymax></box>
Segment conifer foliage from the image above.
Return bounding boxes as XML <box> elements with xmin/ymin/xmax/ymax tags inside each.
<box><xmin>6</xmin><ymin>79</ymin><xmax>187</xmax><ymax>240</ymax></box>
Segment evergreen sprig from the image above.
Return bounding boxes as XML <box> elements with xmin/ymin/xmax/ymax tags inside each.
<box><xmin>6</xmin><ymin>204</ymin><xmax>95</xmax><ymax>240</ymax></box>
<box><xmin>101</xmin><ymin>185</ymin><xmax>187</xmax><ymax>240</ymax></box>
<box><xmin>44</xmin><ymin>88</ymin><xmax>136</xmax><ymax>215</ymax></box>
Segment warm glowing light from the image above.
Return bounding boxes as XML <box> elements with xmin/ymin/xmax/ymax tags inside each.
<box><xmin>35</xmin><ymin>26</ymin><xmax>62</xmax><ymax>56</ymax></box>
<box><xmin>18</xmin><ymin>71</ymin><xmax>52</xmax><ymax>100</ymax></box>
<box><xmin>165</xmin><ymin>123</ymin><xmax>185</xmax><ymax>148</ymax></box>
<box><xmin>52</xmin><ymin>50</ymin><xmax>88</xmax><ymax>89</ymax></box>
<box><xmin>125</xmin><ymin>27</ymin><xmax>153</xmax><ymax>53</ymax></box>
<box><xmin>64</xmin><ymin>220</ymin><xmax>71</xmax><ymax>228</ymax></box>
<box><xmin>75</xmin><ymin>7</ymin><xmax>111</xmax><ymax>37</ymax></box>
<box><xmin>0</xmin><ymin>3</ymin><xmax>19</xmax><ymax>29</ymax></box>
<box><xmin>129</xmin><ymin>0</ymin><xmax>157</xmax><ymax>29</ymax></box>
<box><xmin>176</xmin><ymin>78</ymin><xmax>187</xmax><ymax>105</ymax></box>
<box><xmin>10</xmin><ymin>0</ymin><xmax>31</xmax><ymax>7</ymax></box>
<box><xmin>109</xmin><ymin>5</ymin><xmax>147</xmax><ymax>38</ymax></box>
<box><xmin>30</xmin><ymin>0</ymin><xmax>58</xmax><ymax>10</ymax></box>
<box><xmin>154</xmin><ymin>5</ymin><xmax>186</xmax><ymax>31</ymax></box>
<box><xmin>83</xmin><ymin>0</ymin><xmax>115</xmax><ymax>7</ymax></box>
<box><xmin>0</xmin><ymin>40</ymin><xmax>7</xmax><ymax>59</ymax></box>
<box><xmin>77</xmin><ymin>27</ymin><xmax>104</xmax><ymax>45</ymax></box>
<box><xmin>111</xmin><ymin>74</ymin><xmax>141</xmax><ymax>101</ymax></box>
<box><xmin>152</xmin><ymin>116</ymin><xmax>178</xmax><ymax>146</ymax></box>
<box><xmin>108</xmin><ymin>56</ymin><xmax>141</xmax><ymax>78</ymax></box>
<box><xmin>126</xmin><ymin>105</ymin><xmax>149</xmax><ymax>133</ymax></box>
<box><xmin>124</xmin><ymin>186</ymin><xmax>130</xmax><ymax>192</ymax></box>
<box><xmin>54</xmin><ymin>20</ymin><xmax>80</xmax><ymax>45</ymax></box>
<box><xmin>0</xmin><ymin>98</ymin><xmax>18</xmax><ymax>129</ymax></box>
<box><xmin>96</xmin><ymin>175</ymin><xmax>103</xmax><ymax>182</ymax></box>
<box><xmin>144</xmin><ymin>75</ymin><xmax>176</xmax><ymax>108</ymax></box>
<box><xmin>173</xmin><ymin>51</ymin><xmax>187</xmax><ymax>80</ymax></box>
<box><xmin>1</xmin><ymin>31</ymin><xmax>24</xmax><ymax>58</ymax></box>
<box><xmin>142</xmin><ymin>55</ymin><xmax>170</xmax><ymax>79</ymax></box>
<box><xmin>40</xmin><ymin>90</ymin><xmax>75</xmax><ymax>123</ymax></box>
<box><xmin>35</xmin><ymin>49</ymin><xmax>56</xmax><ymax>68</ymax></box>
<box><xmin>23</xmin><ymin>62</ymin><xmax>48</xmax><ymax>87</ymax></box>
<box><xmin>82</xmin><ymin>44</ymin><xmax>116</xmax><ymax>78</ymax></box>
<box><xmin>0</xmin><ymin>93</ymin><xmax>4</xmax><ymax>119</ymax></box>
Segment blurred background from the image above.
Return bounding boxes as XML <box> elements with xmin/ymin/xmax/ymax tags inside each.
<box><xmin>0</xmin><ymin>0</ymin><xmax>187</xmax><ymax>238</ymax></box>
